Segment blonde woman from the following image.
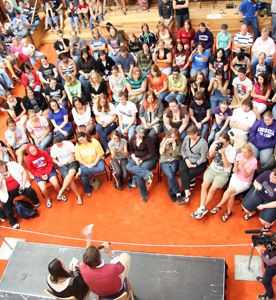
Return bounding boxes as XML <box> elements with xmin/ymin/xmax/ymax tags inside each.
<box><xmin>126</xmin><ymin>67</ymin><xmax>147</xmax><ymax>104</ymax></box>
<box><xmin>64</xmin><ymin>74</ymin><xmax>82</xmax><ymax>105</ymax></box>
<box><xmin>210</xmin><ymin>143</ymin><xmax>257</xmax><ymax>222</ymax></box>
<box><xmin>88</xmin><ymin>70</ymin><xmax>107</xmax><ymax>105</ymax></box>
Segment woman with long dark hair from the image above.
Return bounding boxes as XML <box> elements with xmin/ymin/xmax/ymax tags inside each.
<box><xmin>173</xmin><ymin>40</ymin><xmax>190</xmax><ymax>77</ymax></box>
<box><xmin>21</xmin><ymin>63</ymin><xmax>42</xmax><ymax>92</ymax></box>
<box><xmin>47</xmin><ymin>258</ymin><xmax>89</xmax><ymax>300</ymax></box>
<box><xmin>106</xmin><ymin>26</ymin><xmax>124</xmax><ymax>63</ymax></box>
<box><xmin>208</xmin><ymin>48</ymin><xmax>229</xmax><ymax>80</ymax></box>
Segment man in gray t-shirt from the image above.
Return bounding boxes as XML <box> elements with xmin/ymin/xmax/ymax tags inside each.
<box><xmin>69</xmin><ymin>30</ymin><xmax>87</xmax><ymax>62</ymax></box>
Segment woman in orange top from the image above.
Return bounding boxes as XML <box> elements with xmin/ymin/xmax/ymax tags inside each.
<box><xmin>147</xmin><ymin>64</ymin><xmax>168</xmax><ymax>102</ymax></box>
<box><xmin>153</xmin><ymin>39</ymin><xmax>172</xmax><ymax>76</ymax></box>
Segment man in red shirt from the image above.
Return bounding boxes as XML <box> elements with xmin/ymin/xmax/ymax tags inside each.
<box><xmin>80</xmin><ymin>228</ymin><xmax>130</xmax><ymax>297</ymax></box>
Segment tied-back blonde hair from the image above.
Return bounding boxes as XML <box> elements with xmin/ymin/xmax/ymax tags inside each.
<box><xmin>65</xmin><ymin>73</ymin><xmax>75</xmax><ymax>84</ymax></box>
<box><xmin>89</xmin><ymin>70</ymin><xmax>101</xmax><ymax>87</ymax></box>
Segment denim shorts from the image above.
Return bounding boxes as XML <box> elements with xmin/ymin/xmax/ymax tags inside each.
<box><xmin>35</xmin><ymin>169</ymin><xmax>57</xmax><ymax>183</ymax></box>
<box><xmin>59</xmin><ymin>161</ymin><xmax>79</xmax><ymax>178</ymax></box>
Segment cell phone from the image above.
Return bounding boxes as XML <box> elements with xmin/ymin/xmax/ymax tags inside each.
<box><xmin>167</xmin><ymin>138</ymin><xmax>173</xmax><ymax>143</ymax></box>
<box><xmin>69</xmin><ymin>257</ymin><xmax>79</xmax><ymax>269</ymax></box>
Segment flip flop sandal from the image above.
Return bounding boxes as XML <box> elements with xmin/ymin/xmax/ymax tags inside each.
<box><xmin>184</xmin><ymin>195</ymin><xmax>191</xmax><ymax>204</ymax></box>
<box><xmin>57</xmin><ymin>195</ymin><xmax>67</xmax><ymax>202</ymax></box>
<box><xmin>77</xmin><ymin>198</ymin><xmax>83</xmax><ymax>205</ymax></box>
<box><xmin>46</xmin><ymin>199</ymin><xmax>52</xmax><ymax>208</ymax></box>
<box><xmin>243</xmin><ymin>212</ymin><xmax>255</xmax><ymax>221</ymax></box>
<box><xmin>221</xmin><ymin>212</ymin><xmax>232</xmax><ymax>222</ymax></box>
<box><xmin>210</xmin><ymin>206</ymin><xmax>222</xmax><ymax>215</ymax></box>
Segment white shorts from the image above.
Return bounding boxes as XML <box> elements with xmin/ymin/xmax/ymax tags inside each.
<box><xmin>253</xmin><ymin>101</ymin><xmax>267</xmax><ymax>114</ymax></box>
<box><xmin>228</xmin><ymin>173</ymin><xmax>252</xmax><ymax>195</ymax></box>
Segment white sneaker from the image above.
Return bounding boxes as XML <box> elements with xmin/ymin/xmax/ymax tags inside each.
<box><xmin>29</xmin><ymin>172</ymin><xmax>35</xmax><ymax>179</ymax></box>
<box><xmin>195</xmin><ymin>208</ymin><xmax>208</xmax><ymax>220</ymax></box>
<box><xmin>1</xmin><ymin>218</ymin><xmax>6</xmax><ymax>222</ymax></box>
<box><xmin>191</xmin><ymin>207</ymin><xmax>202</xmax><ymax>218</ymax></box>
<box><xmin>13</xmin><ymin>223</ymin><xmax>19</xmax><ymax>229</ymax></box>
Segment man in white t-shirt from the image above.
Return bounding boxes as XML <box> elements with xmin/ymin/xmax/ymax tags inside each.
<box><xmin>50</xmin><ymin>136</ymin><xmax>83</xmax><ymax>205</ymax></box>
<box><xmin>191</xmin><ymin>132</ymin><xmax>236</xmax><ymax>219</ymax></box>
<box><xmin>116</xmin><ymin>92</ymin><xmax>137</xmax><ymax>140</ymax></box>
<box><xmin>229</xmin><ymin>99</ymin><xmax>257</xmax><ymax>152</ymax></box>
<box><xmin>231</xmin><ymin>67</ymin><xmax>253</xmax><ymax>108</ymax></box>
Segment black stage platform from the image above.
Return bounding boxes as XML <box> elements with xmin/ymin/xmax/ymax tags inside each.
<box><xmin>0</xmin><ymin>242</ymin><xmax>225</xmax><ymax>300</ymax></box>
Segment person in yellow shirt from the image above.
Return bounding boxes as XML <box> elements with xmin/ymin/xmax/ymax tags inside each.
<box><xmin>75</xmin><ymin>132</ymin><xmax>105</xmax><ymax>197</ymax></box>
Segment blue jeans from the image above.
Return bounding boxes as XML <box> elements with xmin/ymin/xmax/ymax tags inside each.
<box><xmin>112</xmin><ymin>93</ymin><xmax>120</xmax><ymax>105</ymax></box>
<box><xmin>79</xmin><ymin>74</ymin><xmax>90</xmax><ymax>94</ymax></box>
<box><xmin>180</xmin><ymin>69</ymin><xmax>189</xmax><ymax>77</ymax></box>
<box><xmin>34</xmin><ymin>85</ymin><xmax>42</xmax><ymax>92</ymax></box>
<box><xmin>72</xmin><ymin>55</ymin><xmax>80</xmax><ymax>63</ymax></box>
<box><xmin>243</xmin><ymin>16</ymin><xmax>259</xmax><ymax>40</ymax></box>
<box><xmin>273</xmin><ymin>104</ymin><xmax>276</xmax><ymax>120</ymax></box>
<box><xmin>0</xmin><ymin>69</ymin><xmax>13</xmax><ymax>89</ymax></box>
<box><xmin>208</xmin><ymin>70</ymin><xmax>228</xmax><ymax>81</ymax></box>
<box><xmin>164</xmin><ymin>126</ymin><xmax>187</xmax><ymax>141</ymax></box>
<box><xmin>142</xmin><ymin>69</ymin><xmax>151</xmax><ymax>76</ymax></box>
<box><xmin>80</xmin><ymin>159</ymin><xmax>105</xmax><ymax>193</ymax></box>
<box><xmin>262</xmin><ymin>263</ymin><xmax>276</xmax><ymax>298</ymax></box>
<box><xmin>207</xmin><ymin>124</ymin><xmax>230</xmax><ymax>144</ymax></box>
<box><xmin>93</xmin><ymin>52</ymin><xmax>99</xmax><ymax>60</ymax></box>
<box><xmin>90</xmin><ymin>14</ymin><xmax>104</xmax><ymax>30</ymax></box>
<box><xmin>190</xmin><ymin>68</ymin><xmax>208</xmax><ymax>78</ymax></box>
<box><xmin>251</xmin><ymin>55</ymin><xmax>274</xmax><ymax>71</ymax></box>
<box><xmin>35</xmin><ymin>133</ymin><xmax>52</xmax><ymax>151</ymax></box>
<box><xmin>159</xmin><ymin>66</ymin><xmax>172</xmax><ymax>76</ymax></box>
<box><xmin>68</xmin><ymin>16</ymin><xmax>79</xmax><ymax>31</ymax></box>
<box><xmin>96</xmin><ymin>122</ymin><xmax>116</xmax><ymax>150</ymax></box>
<box><xmin>272</xmin><ymin>13</ymin><xmax>276</xmax><ymax>40</ymax></box>
<box><xmin>126</xmin><ymin>157</ymin><xmax>158</xmax><ymax>197</ymax></box>
<box><xmin>249</xmin><ymin>143</ymin><xmax>274</xmax><ymax>168</ymax></box>
<box><xmin>116</xmin><ymin>124</ymin><xmax>136</xmax><ymax>141</ymax></box>
<box><xmin>108</xmin><ymin>51</ymin><xmax>119</xmax><ymax>63</ymax></box>
<box><xmin>160</xmin><ymin>160</ymin><xmax>180</xmax><ymax>196</ymax></box>
<box><xmin>30</xmin><ymin>19</ymin><xmax>41</xmax><ymax>31</ymax></box>
<box><xmin>29</xmin><ymin>50</ymin><xmax>44</xmax><ymax>66</ymax></box>
<box><xmin>190</xmin><ymin>122</ymin><xmax>210</xmax><ymax>138</ymax></box>
<box><xmin>165</xmin><ymin>92</ymin><xmax>186</xmax><ymax>104</ymax></box>
<box><xmin>55</xmin><ymin>128</ymin><xmax>74</xmax><ymax>141</ymax></box>
<box><xmin>175</xmin><ymin>13</ymin><xmax>189</xmax><ymax>30</ymax></box>
<box><xmin>47</xmin><ymin>15</ymin><xmax>59</xmax><ymax>25</ymax></box>
<box><xmin>158</xmin><ymin>91</ymin><xmax>169</xmax><ymax>102</ymax></box>
<box><xmin>210</xmin><ymin>94</ymin><xmax>227</xmax><ymax>115</ymax></box>
<box><xmin>205</xmin><ymin>48</ymin><xmax>212</xmax><ymax>56</ymax></box>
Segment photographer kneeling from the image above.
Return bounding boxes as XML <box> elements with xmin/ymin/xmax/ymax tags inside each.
<box><xmin>255</xmin><ymin>241</ymin><xmax>276</xmax><ymax>300</ymax></box>
<box><xmin>191</xmin><ymin>132</ymin><xmax>236</xmax><ymax>219</ymax></box>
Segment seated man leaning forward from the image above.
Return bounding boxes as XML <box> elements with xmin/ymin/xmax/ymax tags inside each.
<box><xmin>81</xmin><ymin>226</ymin><xmax>130</xmax><ymax>298</ymax></box>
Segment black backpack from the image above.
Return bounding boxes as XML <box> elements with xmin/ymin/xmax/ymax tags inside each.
<box><xmin>14</xmin><ymin>200</ymin><xmax>38</xmax><ymax>219</ymax></box>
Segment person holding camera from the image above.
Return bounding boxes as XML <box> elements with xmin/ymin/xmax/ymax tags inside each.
<box><xmin>210</xmin><ymin>143</ymin><xmax>257</xmax><ymax>222</ymax></box>
<box><xmin>191</xmin><ymin>132</ymin><xmax>236</xmax><ymax>219</ymax></box>
<box><xmin>255</xmin><ymin>242</ymin><xmax>276</xmax><ymax>300</ymax></box>
<box><xmin>242</xmin><ymin>168</ymin><xmax>276</xmax><ymax>230</ymax></box>
<box><xmin>81</xmin><ymin>226</ymin><xmax>131</xmax><ymax>297</ymax></box>
<box><xmin>0</xmin><ymin>160</ymin><xmax>40</xmax><ymax>229</ymax></box>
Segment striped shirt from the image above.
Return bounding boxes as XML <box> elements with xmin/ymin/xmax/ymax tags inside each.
<box><xmin>233</xmin><ymin>32</ymin><xmax>253</xmax><ymax>54</ymax></box>
<box><xmin>125</xmin><ymin>75</ymin><xmax>147</xmax><ymax>90</ymax></box>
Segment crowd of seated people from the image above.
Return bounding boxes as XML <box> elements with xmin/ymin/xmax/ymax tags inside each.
<box><xmin>0</xmin><ymin>0</ymin><xmax>276</xmax><ymax>238</ymax></box>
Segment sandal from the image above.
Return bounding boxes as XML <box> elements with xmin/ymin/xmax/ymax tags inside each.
<box><xmin>210</xmin><ymin>206</ymin><xmax>222</xmax><ymax>215</ymax></box>
<box><xmin>57</xmin><ymin>195</ymin><xmax>67</xmax><ymax>202</ymax></box>
<box><xmin>46</xmin><ymin>198</ymin><xmax>52</xmax><ymax>208</ymax></box>
<box><xmin>221</xmin><ymin>211</ymin><xmax>232</xmax><ymax>222</ymax></box>
<box><xmin>243</xmin><ymin>212</ymin><xmax>256</xmax><ymax>221</ymax></box>
<box><xmin>12</xmin><ymin>76</ymin><xmax>21</xmax><ymax>82</ymax></box>
<box><xmin>184</xmin><ymin>194</ymin><xmax>191</xmax><ymax>204</ymax></box>
<box><xmin>77</xmin><ymin>197</ymin><xmax>83</xmax><ymax>205</ymax></box>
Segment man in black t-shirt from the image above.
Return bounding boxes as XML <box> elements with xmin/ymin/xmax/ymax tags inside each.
<box><xmin>54</xmin><ymin>30</ymin><xmax>70</xmax><ymax>57</ymax></box>
<box><xmin>38</xmin><ymin>55</ymin><xmax>59</xmax><ymax>88</ymax></box>
<box><xmin>44</xmin><ymin>77</ymin><xmax>67</xmax><ymax>107</ymax></box>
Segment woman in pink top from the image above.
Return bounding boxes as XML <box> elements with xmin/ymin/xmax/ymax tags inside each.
<box><xmin>177</xmin><ymin>19</ymin><xmax>195</xmax><ymax>50</ymax></box>
<box><xmin>10</xmin><ymin>37</ymin><xmax>30</xmax><ymax>64</ymax></box>
<box><xmin>210</xmin><ymin>143</ymin><xmax>257</xmax><ymax>222</ymax></box>
<box><xmin>147</xmin><ymin>64</ymin><xmax>168</xmax><ymax>102</ymax></box>
<box><xmin>251</xmin><ymin>73</ymin><xmax>271</xmax><ymax>120</ymax></box>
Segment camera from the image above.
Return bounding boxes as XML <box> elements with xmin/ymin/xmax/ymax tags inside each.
<box><xmin>216</xmin><ymin>142</ymin><xmax>224</xmax><ymax>150</ymax></box>
<box><xmin>18</xmin><ymin>187</ymin><xmax>24</xmax><ymax>195</ymax></box>
<box><xmin>73</xmin><ymin>43</ymin><xmax>78</xmax><ymax>47</ymax></box>
<box><xmin>246</xmin><ymin>230</ymin><xmax>276</xmax><ymax>251</ymax></box>
<box><xmin>1</xmin><ymin>172</ymin><xmax>7</xmax><ymax>178</ymax></box>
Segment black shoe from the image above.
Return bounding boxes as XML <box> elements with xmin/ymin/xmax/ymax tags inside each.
<box><xmin>257</xmin><ymin>294</ymin><xmax>273</xmax><ymax>300</ymax></box>
<box><xmin>256</xmin><ymin>276</ymin><xmax>263</xmax><ymax>282</ymax></box>
<box><xmin>114</xmin><ymin>181</ymin><xmax>122</xmax><ymax>190</ymax></box>
<box><xmin>170</xmin><ymin>195</ymin><xmax>176</xmax><ymax>202</ymax></box>
<box><xmin>142</xmin><ymin>196</ymin><xmax>148</xmax><ymax>202</ymax></box>
<box><xmin>178</xmin><ymin>196</ymin><xmax>185</xmax><ymax>205</ymax></box>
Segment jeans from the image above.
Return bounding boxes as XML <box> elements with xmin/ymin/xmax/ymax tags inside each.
<box><xmin>158</xmin><ymin>91</ymin><xmax>169</xmax><ymax>102</ymax></box>
<box><xmin>175</xmin><ymin>13</ymin><xmax>189</xmax><ymax>30</ymax></box>
<box><xmin>68</xmin><ymin>16</ymin><xmax>79</xmax><ymax>31</ymax></box>
<box><xmin>164</xmin><ymin>126</ymin><xmax>187</xmax><ymax>141</ymax></box>
<box><xmin>249</xmin><ymin>143</ymin><xmax>274</xmax><ymax>168</ymax></box>
<box><xmin>126</xmin><ymin>156</ymin><xmax>158</xmax><ymax>197</ymax></box>
<box><xmin>208</xmin><ymin>124</ymin><xmax>230</xmax><ymax>144</ymax></box>
<box><xmin>142</xmin><ymin>69</ymin><xmax>151</xmax><ymax>76</ymax></box>
<box><xmin>29</xmin><ymin>50</ymin><xmax>44</xmax><ymax>65</ymax></box>
<box><xmin>110</xmin><ymin>157</ymin><xmax>128</xmax><ymax>186</ymax></box>
<box><xmin>210</xmin><ymin>91</ymin><xmax>227</xmax><ymax>115</ymax></box>
<box><xmin>251</xmin><ymin>55</ymin><xmax>274</xmax><ymax>71</ymax></box>
<box><xmin>55</xmin><ymin>128</ymin><xmax>74</xmax><ymax>141</ymax></box>
<box><xmin>190</xmin><ymin>121</ymin><xmax>210</xmax><ymax>138</ymax></box>
<box><xmin>2</xmin><ymin>151</ymin><xmax>9</xmax><ymax>162</ymax></box>
<box><xmin>180</xmin><ymin>69</ymin><xmax>189</xmax><ymax>77</ymax></box>
<box><xmin>35</xmin><ymin>133</ymin><xmax>52</xmax><ymax>151</ymax></box>
<box><xmin>79</xmin><ymin>74</ymin><xmax>90</xmax><ymax>94</ymax></box>
<box><xmin>47</xmin><ymin>15</ymin><xmax>59</xmax><ymax>25</ymax></box>
<box><xmin>72</xmin><ymin>55</ymin><xmax>81</xmax><ymax>63</ymax></box>
<box><xmin>161</xmin><ymin>160</ymin><xmax>180</xmax><ymax>195</ymax></box>
<box><xmin>30</xmin><ymin>19</ymin><xmax>41</xmax><ymax>31</ymax></box>
<box><xmin>190</xmin><ymin>68</ymin><xmax>208</xmax><ymax>78</ymax></box>
<box><xmin>93</xmin><ymin>52</ymin><xmax>99</xmax><ymax>60</ymax></box>
<box><xmin>165</xmin><ymin>92</ymin><xmax>186</xmax><ymax>104</ymax></box>
<box><xmin>0</xmin><ymin>69</ymin><xmax>13</xmax><ymax>89</ymax></box>
<box><xmin>159</xmin><ymin>66</ymin><xmax>172</xmax><ymax>76</ymax></box>
<box><xmin>116</xmin><ymin>124</ymin><xmax>136</xmax><ymax>141</ymax></box>
<box><xmin>108</xmin><ymin>51</ymin><xmax>119</xmax><ymax>63</ymax></box>
<box><xmin>34</xmin><ymin>85</ymin><xmax>42</xmax><ymax>92</ymax></box>
<box><xmin>272</xmin><ymin>13</ymin><xmax>276</xmax><ymax>40</ymax></box>
<box><xmin>243</xmin><ymin>16</ymin><xmax>259</xmax><ymax>40</ymax></box>
<box><xmin>273</xmin><ymin>104</ymin><xmax>276</xmax><ymax>120</ymax></box>
<box><xmin>80</xmin><ymin>159</ymin><xmax>105</xmax><ymax>193</ymax></box>
<box><xmin>112</xmin><ymin>93</ymin><xmax>120</xmax><ymax>105</ymax></box>
<box><xmin>208</xmin><ymin>70</ymin><xmax>228</xmax><ymax>81</ymax></box>
<box><xmin>205</xmin><ymin>48</ymin><xmax>212</xmax><ymax>56</ymax></box>
<box><xmin>262</xmin><ymin>263</ymin><xmax>276</xmax><ymax>298</ymax></box>
<box><xmin>96</xmin><ymin>122</ymin><xmax>117</xmax><ymax>150</ymax></box>
<box><xmin>90</xmin><ymin>14</ymin><xmax>104</xmax><ymax>30</ymax></box>
<box><xmin>1</xmin><ymin>186</ymin><xmax>39</xmax><ymax>226</ymax></box>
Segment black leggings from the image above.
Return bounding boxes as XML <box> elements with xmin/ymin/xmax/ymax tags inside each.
<box><xmin>110</xmin><ymin>158</ymin><xmax>128</xmax><ymax>186</ymax></box>
<box><xmin>179</xmin><ymin>158</ymin><xmax>208</xmax><ymax>191</ymax></box>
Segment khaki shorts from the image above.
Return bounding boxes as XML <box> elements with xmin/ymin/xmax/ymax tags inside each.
<box><xmin>230</xmin><ymin>133</ymin><xmax>248</xmax><ymax>153</ymax></box>
<box><xmin>57</xmin><ymin>9</ymin><xmax>64</xmax><ymax>16</ymax></box>
<box><xmin>203</xmin><ymin>166</ymin><xmax>230</xmax><ymax>189</ymax></box>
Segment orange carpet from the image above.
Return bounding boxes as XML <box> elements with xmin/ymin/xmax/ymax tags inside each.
<box><xmin>0</xmin><ymin>44</ymin><xmax>269</xmax><ymax>300</ymax></box>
